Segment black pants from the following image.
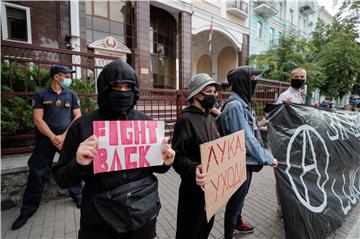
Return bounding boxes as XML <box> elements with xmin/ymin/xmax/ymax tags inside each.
<box><xmin>176</xmin><ymin>182</ymin><xmax>214</xmax><ymax>239</ymax></box>
<box><xmin>224</xmin><ymin>166</ymin><xmax>254</xmax><ymax>239</ymax></box>
<box><xmin>78</xmin><ymin>218</ymin><xmax>157</xmax><ymax>239</ymax></box>
<box><xmin>20</xmin><ymin>132</ymin><xmax>83</xmax><ymax>217</ymax></box>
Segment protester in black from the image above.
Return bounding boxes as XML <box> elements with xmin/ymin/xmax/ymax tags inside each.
<box><xmin>53</xmin><ymin>60</ymin><xmax>175</xmax><ymax>239</ymax></box>
<box><xmin>172</xmin><ymin>73</ymin><xmax>221</xmax><ymax>239</ymax></box>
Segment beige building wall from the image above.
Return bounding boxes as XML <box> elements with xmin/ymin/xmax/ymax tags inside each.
<box><xmin>217</xmin><ymin>47</ymin><xmax>236</xmax><ymax>83</ymax></box>
<box><xmin>197</xmin><ymin>55</ymin><xmax>212</xmax><ymax>76</ymax></box>
<box><xmin>193</xmin><ymin>1</ymin><xmax>221</xmax><ymax>17</ymax></box>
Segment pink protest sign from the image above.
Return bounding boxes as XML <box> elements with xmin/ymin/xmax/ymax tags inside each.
<box><xmin>93</xmin><ymin>120</ymin><xmax>165</xmax><ymax>174</ymax></box>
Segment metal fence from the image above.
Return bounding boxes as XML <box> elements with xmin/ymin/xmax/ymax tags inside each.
<box><xmin>1</xmin><ymin>40</ymin><xmax>289</xmax><ymax>155</ymax></box>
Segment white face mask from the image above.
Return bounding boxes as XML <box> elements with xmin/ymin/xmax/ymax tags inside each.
<box><xmin>59</xmin><ymin>78</ymin><xmax>72</xmax><ymax>88</ymax></box>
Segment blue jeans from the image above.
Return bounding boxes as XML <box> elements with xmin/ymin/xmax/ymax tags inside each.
<box><xmin>20</xmin><ymin>132</ymin><xmax>83</xmax><ymax>217</ymax></box>
<box><xmin>224</xmin><ymin>167</ymin><xmax>253</xmax><ymax>239</ymax></box>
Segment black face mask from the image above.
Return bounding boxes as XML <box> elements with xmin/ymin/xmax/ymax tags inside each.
<box><xmin>198</xmin><ymin>93</ymin><xmax>216</xmax><ymax>111</ymax></box>
<box><xmin>108</xmin><ymin>90</ymin><xmax>134</xmax><ymax>115</ymax></box>
<box><xmin>291</xmin><ymin>79</ymin><xmax>305</xmax><ymax>89</ymax></box>
<box><xmin>251</xmin><ymin>80</ymin><xmax>258</xmax><ymax>96</ymax></box>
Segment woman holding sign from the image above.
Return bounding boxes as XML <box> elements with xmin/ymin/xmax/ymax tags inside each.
<box><xmin>53</xmin><ymin>60</ymin><xmax>175</xmax><ymax>239</ymax></box>
<box><xmin>172</xmin><ymin>73</ymin><xmax>221</xmax><ymax>239</ymax></box>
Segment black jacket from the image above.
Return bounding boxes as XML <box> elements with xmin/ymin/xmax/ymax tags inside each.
<box><xmin>172</xmin><ymin>105</ymin><xmax>220</xmax><ymax>185</ymax></box>
<box><xmin>53</xmin><ymin>59</ymin><xmax>170</xmax><ymax>234</ymax></box>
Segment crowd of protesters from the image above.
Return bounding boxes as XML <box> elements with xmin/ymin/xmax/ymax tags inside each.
<box><xmin>10</xmin><ymin>60</ymin><xmax>358</xmax><ymax>239</ymax></box>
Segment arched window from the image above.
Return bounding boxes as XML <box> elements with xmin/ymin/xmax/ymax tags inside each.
<box><xmin>150</xmin><ymin>6</ymin><xmax>176</xmax><ymax>89</ymax></box>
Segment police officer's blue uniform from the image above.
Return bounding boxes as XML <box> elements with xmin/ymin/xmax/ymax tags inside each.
<box><xmin>20</xmin><ymin>86</ymin><xmax>83</xmax><ymax>217</ymax></box>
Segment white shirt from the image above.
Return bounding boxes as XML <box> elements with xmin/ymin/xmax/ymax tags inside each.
<box><xmin>275</xmin><ymin>86</ymin><xmax>304</xmax><ymax>104</ymax></box>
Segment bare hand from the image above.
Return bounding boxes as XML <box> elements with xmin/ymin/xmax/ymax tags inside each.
<box><xmin>272</xmin><ymin>158</ymin><xmax>278</xmax><ymax>168</ymax></box>
<box><xmin>282</xmin><ymin>97</ymin><xmax>292</xmax><ymax>104</ymax></box>
<box><xmin>195</xmin><ymin>165</ymin><xmax>207</xmax><ymax>191</ymax></box>
<box><xmin>51</xmin><ymin>134</ymin><xmax>65</xmax><ymax>150</ymax></box>
<box><xmin>210</xmin><ymin>107</ymin><xmax>221</xmax><ymax>116</ymax></box>
<box><xmin>76</xmin><ymin>135</ymin><xmax>98</xmax><ymax>166</ymax></box>
<box><xmin>161</xmin><ymin>137</ymin><xmax>175</xmax><ymax>166</ymax></box>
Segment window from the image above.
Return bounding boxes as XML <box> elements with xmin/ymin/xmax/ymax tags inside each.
<box><xmin>303</xmin><ymin>19</ymin><xmax>307</xmax><ymax>32</ymax></box>
<box><xmin>94</xmin><ymin>0</ymin><xmax>108</xmax><ymax>18</ymax></box>
<box><xmin>150</xmin><ymin>6</ymin><xmax>176</xmax><ymax>89</ymax></box>
<box><xmin>279</xmin><ymin>2</ymin><xmax>283</xmax><ymax>19</ymax></box>
<box><xmin>289</xmin><ymin>9</ymin><xmax>294</xmax><ymax>24</ymax></box>
<box><xmin>256</xmin><ymin>22</ymin><xmax>262</xmax><ymax>39</ymax></box>
<box><xmin>1</xmin><ymin>2</ymin><xmax>32</xmax><ymax>43</ymax></box>
<box><xmin>270</xmin><ymin>28</ymin><xmax>275</xmax><ymax>44</ymax></box>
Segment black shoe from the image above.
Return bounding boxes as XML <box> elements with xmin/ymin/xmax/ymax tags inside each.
<box><xmin>74</xmin><ymin>198</ymin><xmax>82</xmax><ymax>209</ymax></box>
<box><xmin>12</xmin><ymin>215</ymin><xmax>29</xmax><ymax>230</ymax></box>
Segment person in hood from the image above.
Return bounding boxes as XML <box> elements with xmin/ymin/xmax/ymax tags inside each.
<box><xmin>275</xmin><ymin>67</ymin><xmax>306</xmax><ymax>104</ymax></box>
<box><xmin>172</xmin><ymin>73</ymin><xmax>221</xmax><ymax>239</ymax></box>
<box><xmin>217</xmin><ymin>66</ymin><xmax>278</xmax><ymax>239</ymax></box>
<box><xmin>53</xmin><ymin>60</ymin><xmax>175</xmax><ymax>239</ymax></box>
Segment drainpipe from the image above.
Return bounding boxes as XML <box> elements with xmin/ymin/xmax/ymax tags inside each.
<box><xmin>70</xmin><ymin>0</ymin><xmax>81</xmax><ymax>79</ymax></box>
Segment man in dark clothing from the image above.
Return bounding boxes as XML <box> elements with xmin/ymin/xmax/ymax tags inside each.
<box><xmin>172</xmin><ymin>73</ymin><xmax>221</xmax><ymax>239</ymax></box>
<box><xmin>218</xmin><ymin>66</ymin><xmax>278</xmax><ymax>239</ymax></box>
<box><xmin>52</xmin><ymin>60</ymin><xmax>175</xmax><ymax>239</ymax></box>
<box><xmin>12</xmin><ymin>65</ymin><xmax>83</xmax><ymax>230</ymax></box>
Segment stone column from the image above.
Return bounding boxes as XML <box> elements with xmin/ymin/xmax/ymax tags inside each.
<box><xmin>135</xmin><ymin>1</ymin><xmax>151</xmax><ymax>88</ymax></box>
<box><xmin>178</xmin><ymin>11</ymin><xmax>191</xmax><ymax>90</ymax></box>
<box><xmin>239</xmin><ymin>34</ymin><xmax>249</xmax><ymax>66</ymax></box>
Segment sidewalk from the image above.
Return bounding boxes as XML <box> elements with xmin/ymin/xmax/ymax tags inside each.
<box><xmin>2</xmin><ymin>167</ymin><xmax>359</xmax><ymax>239</ymax></box>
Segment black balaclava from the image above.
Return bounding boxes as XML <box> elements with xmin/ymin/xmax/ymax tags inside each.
<box><xmin>97</xmin><ymin>59</ymin><xmax>140</xmax><ymax>116</ymax></box>
<box><xmin>227</xmin><ymin>66</ymin><xmax>253</xmax><ymax>104</ymax></box>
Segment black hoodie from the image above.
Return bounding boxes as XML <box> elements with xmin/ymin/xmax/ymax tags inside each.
<box><xmin>53</xmin><ymin>60</ymin><xmax>169</xmax><ymax>234</ymax></box>
<box><xmin>227</xmin><ymin>66</ymin><xmax>253</xmax><ymax>105</ymax></box>
<box><xmin>172</xmin><ymin>105</ymin><xmax>220</xmax><ymax>185</ymax></box>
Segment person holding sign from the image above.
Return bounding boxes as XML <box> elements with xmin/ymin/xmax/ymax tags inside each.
<box><xmin>53</xmin><ymin>60</ymin><xmax>175</xmax><ymax>239</ymax></box>
<box><xmin>218</xmin><ymin>66</ymin><xmax>278</xmax><ymax>239</ymax></box>
<box><xmin>172</xmin><ymin>73</ymin><xmax>221</xmax><ymax>239</ymax></box>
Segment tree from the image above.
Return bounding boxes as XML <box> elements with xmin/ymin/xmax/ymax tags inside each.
<box><xmin>249</xmin><ymin>34</ymin><xmax>325</xmax><ymax>93</ymax></box>
<box><xmin>310</xmin><ymin>0</ymin><xmax>360</xmax><ymax>98</ymax></box>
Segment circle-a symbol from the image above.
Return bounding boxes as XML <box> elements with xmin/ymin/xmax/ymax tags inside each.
<box><xmin>286</xmin><ymin>124</ymin><xmax>330</xmax><ymax>213</ymax></box>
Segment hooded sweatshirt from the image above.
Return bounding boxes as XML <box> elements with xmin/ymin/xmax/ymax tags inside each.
<box><xmin>219</xmin><ymin>67</ymin><xmax>273</xmax><ymax>166</ymax></box>
<box><xmin>227</xmin><ymin>66</ymin><xmax>254</xmax><ymax>105</ymax></box>
<box><xmin>53</xmin><ymin>59</ymin><xmax>170</xmax><ymax>232</ymax></box>
<box><xmin>172</xmin><ymin>105</ymin><xmax>220</xmax><ymax>185</ymax></box>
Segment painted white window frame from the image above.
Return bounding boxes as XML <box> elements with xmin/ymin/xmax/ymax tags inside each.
<box><xmin>256</xmin><ymin>21</ymin><xmax>262</xmax><ymax>39</ymax></box>
<box><xmin>1</xmin><ymin>2</ymin><xmax>32</xmax><ymax>44</ymax></box>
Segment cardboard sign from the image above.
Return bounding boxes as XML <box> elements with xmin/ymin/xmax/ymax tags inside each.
<box><xmin>200</xmin><ymin>130</ymin><xmax>247</xmax><ymax>221</ymax></box>
<box><xmin>93</xmin><ymin>120</ymin><xmax>165</xmax><ymax>174</ymax></box>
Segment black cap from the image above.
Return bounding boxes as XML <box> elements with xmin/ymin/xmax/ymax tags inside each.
<box><xmin>50</xmin><ymin>65</ymin><xmax>75</xmax><ymax>78</ymax></box>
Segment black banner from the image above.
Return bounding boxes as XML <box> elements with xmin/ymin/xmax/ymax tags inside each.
<box><xmin>267</xmin><ymin>104</ymin><xmax>360</xmax><ymax>239</ymax></box>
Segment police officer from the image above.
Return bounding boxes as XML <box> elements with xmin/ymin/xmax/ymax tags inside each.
<box><xmin>12</xmin><ymin>65</ymin><xmax>84</xmax><ymax>230</ymax></box>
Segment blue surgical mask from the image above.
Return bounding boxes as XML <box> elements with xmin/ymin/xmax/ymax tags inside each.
<box><xmin>351</xmin><ymin>98</ymin><xmax>360</xmax><ymax>105</ymax></box>
<box><xmin>59</xmin><ymin>78</ymin><xmax>72</xmax><ymax>88</ymax></box>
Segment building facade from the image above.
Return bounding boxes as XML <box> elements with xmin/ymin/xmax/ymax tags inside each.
<box><xmin>1</xmin><ymin>0</ymin><xmax>250</xmax><ymax>89</ymax></box>
<box><xmin>249</xmin><ymin>0</ymin><xmax>319</xmax><ymax>55</ymax></box>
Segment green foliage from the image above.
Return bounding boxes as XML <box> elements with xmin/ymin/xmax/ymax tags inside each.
<box><xmin>70</xmin><ymin>79</ymin><xmax>98</xmax><ymax>114</ymax></box>
<box><xmin>249</xmin><ymin>34</ymin><xmax>326</xmax><ymax>94</ymax></box>
<box><xmin>310</xmin><ymin>0</ymin><xmax>360</xmax><ymax>98</ymax></box>
<box><xmin>1</xmin><ymin>86</ymin><xmax>34</xmax><ymax>135</ymax></box>
<box><xmin>1</xmin><ymin>62</ymin><xmax>50</xmax><ymax>92</ymax></box>
<box><xmin>1</xmin><ymin>62</ymin><xmax>97</xmax><ymax>135</ymax></box>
